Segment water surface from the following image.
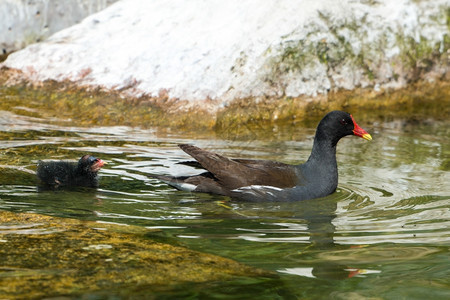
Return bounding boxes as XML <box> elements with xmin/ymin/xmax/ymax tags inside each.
<box><xmin>0</xmin><ymin>110</ymin><xmax>449</xmax><ymax>299</ymax></box>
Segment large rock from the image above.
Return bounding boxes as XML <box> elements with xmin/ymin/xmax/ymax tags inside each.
<box><xmin>0</xmin><ymin>0</ymin><xmax>118</xmax><ymax>55</ymax></box>
<box><xmin>2</xmin><ymin>0</ymin><xmax>449</xmax><ymax>107</ymax></box>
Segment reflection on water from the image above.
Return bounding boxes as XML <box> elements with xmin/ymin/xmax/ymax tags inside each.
<box><xmin>0</xmin><ymin>110</ymin><xmax>449</xmax><ymax>298</ymax></box>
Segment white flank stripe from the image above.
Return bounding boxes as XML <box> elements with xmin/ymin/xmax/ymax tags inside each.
<box><xmin>171</xmin><ymin>182</ymin><xmax>197</xmax><ymax>192</ymax></box>
<box><xmin>232</xmin><ymin>185</ymin><xmax>283</xmax><ymax>192</ymax></box>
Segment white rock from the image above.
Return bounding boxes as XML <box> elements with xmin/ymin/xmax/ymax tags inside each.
<box><xmin>0</xmin><ymin>0</ymin><xmax>118</xmax><ymax>53</ymax></box>
<box><xmin>2</xmin><ymin>0</ymin><xmax>449</xmax><ymax>107</ymax></box>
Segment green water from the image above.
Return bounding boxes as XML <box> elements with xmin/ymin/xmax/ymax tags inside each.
<box><xmin>0</xmin><ymin>109</ymin><xmax>449</xmax><ymax>299</ymax></box>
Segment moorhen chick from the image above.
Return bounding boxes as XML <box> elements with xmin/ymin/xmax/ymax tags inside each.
<box><xmin>155</xmin><ymin>111</ymin><xmax>372</xmax><ymax>201</ymax></box>
<box><xmin>37</xmin><ymin>154</ymin><xmax>106</xmax><ymax>188</ymax></box>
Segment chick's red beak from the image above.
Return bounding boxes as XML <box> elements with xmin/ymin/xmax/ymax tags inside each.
<box><xmin>96</xmin><ymin>159</ymin><xmax>106</xmax><ymax>167</ymax></box>
<box><xmin>91</xmin><ymin>159</ymin><xmax>106</xmax><ymax>172</ymax></box>
<box><xmin>351</xmin><ymin>115</ymin><xmax>372</xmax><ymax>141</ymax></box>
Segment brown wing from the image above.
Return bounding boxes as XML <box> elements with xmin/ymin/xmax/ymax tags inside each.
<box><xmin>179</xmin><ymin>144</ymin><xmax>298</xmax><ymax>190</ymax></box>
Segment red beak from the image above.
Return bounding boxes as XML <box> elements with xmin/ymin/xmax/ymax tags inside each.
<box><xmin>351</xmin><ymin>115</ymin><xmax>372</xmax><ymax>141</ymax></box>
<box><xmin>96</xmin><ymin>159</ymin><xmax>106</xmax><ymax>167</ymax></box>
<box><xmin>90</xmin><ymin>159</ymin><xmax>106</xmax><ymax>172</ymax></box>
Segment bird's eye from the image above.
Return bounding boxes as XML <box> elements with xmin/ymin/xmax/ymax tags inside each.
<box><xmin>340</xmin><ymin>119</ymin><xmax>347</xmax><ymax>125</ymax></box>
<box><xmin>87</xmin><ymin>157</ymin><xmax>98</xmax><ymax>164</ymax></box>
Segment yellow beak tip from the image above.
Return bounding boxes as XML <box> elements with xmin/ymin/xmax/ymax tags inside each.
<box><xmin>362</xmin><ymin>134</ymin><xmax>372</xmax><ymax>141</ymax></box>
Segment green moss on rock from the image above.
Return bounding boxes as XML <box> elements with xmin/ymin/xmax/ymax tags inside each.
<box><xmin>1</xmin><ymin>68</ymin><xmax>449</xmax><ymax>140</ymax></box>
<box><xmin>0</xmin><ymin>210</ymin><xmax>271</xmax><ymax>299</ymax></box>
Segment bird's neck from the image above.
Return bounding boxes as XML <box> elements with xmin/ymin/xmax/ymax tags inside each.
<box><xmin>303</xmin><ymin>136</ymin><xmax>338</xmax><ymax>181</ymax></box>
<box><xmin>308</xmin><ymin>137</ymin><xmax>336</xmax><ymax>163</ymax></box>
<box><xmin>75</xmin><ymin>165</ymin><xmax>94</xmax><ymax>178</ymax></box>
<box><xmin>75</xmin><ymin>165</ymin><xmax>84</xmax><ymax>175</ymax></box>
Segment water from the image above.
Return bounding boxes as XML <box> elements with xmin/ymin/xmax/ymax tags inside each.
<box><xmin>0</xmin><ymin>110</ymin><xmax>449</xmax><ymax>299</ymax></box>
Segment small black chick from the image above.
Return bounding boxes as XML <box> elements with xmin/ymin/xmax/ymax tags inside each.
<box><xmin>37</xmin><ymin>154</ymin><xmax>106</xmax><ymax>188</ymax></box>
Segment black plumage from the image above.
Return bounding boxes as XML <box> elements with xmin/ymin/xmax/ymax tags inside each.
<box><xmin>37</xmin><ymin>154</ymin><xmax>106</xmax><ymax>188</ymax></box>
<box><xmin>154</xmin><ymin>111</ymin><xmax>372</xmax><ymax>202</ymax></box>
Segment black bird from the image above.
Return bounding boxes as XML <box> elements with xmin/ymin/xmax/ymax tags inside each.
<box><xmin>154</xmin><ymin>111</ymin><xmax>372</xmax><ymax>201</ymax></box>
<box><xmin>37</xmin><ymin>154</ymin><xmax>106</xmax><ymax>188</ymax></box>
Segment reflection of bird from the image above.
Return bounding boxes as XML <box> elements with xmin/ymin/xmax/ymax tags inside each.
<box><xmin>37</xmin><ymin>155</ymin><xmax>106</xmax><ymax>188</ymax></box>
<box><xmin>155</xmin><ymin>111</ymin><xmax>372</xmax><ymax>201</ymax></box>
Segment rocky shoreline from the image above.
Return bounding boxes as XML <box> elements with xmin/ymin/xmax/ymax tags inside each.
<box><xmin>1</xmin><ymin>0</ymin><xmax>448</xmax><ymax>110</ymax></box>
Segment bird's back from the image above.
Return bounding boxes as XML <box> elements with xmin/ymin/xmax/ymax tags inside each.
<box><xmin>37</xmin><ymin>160</ymin><xmax>77</xmax><ymax>187</ymax></box>
<box><xmin>179</xmin><ymin>144</ymin><xmax>299</xmax><ymax>190</ymax></box>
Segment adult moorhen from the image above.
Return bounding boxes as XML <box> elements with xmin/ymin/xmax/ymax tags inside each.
<box><xmin>155</xmin><ymin>110</ymin><xmax>372</xmax><ymax>201</ymax></box>
<box><xmin>37</xmin><ymin>154</ymin><xmax>106</xmax><ymax>188</ymax></box>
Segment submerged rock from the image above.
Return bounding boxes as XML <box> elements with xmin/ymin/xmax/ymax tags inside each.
<box><xmin>1</xmin><ymin>0</ymin><xmax>449</xmax><ymax>108</ymax></box>
<box><xmin>0</xmin><ymin>210</ymin><xmax>270</xmax><ymax>299</ymax></box>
